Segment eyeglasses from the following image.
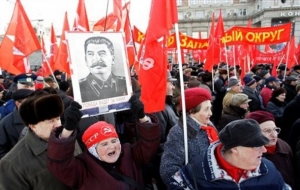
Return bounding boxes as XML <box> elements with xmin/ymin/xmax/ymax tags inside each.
<box><xmin>262</xmin><ymin>127</ymin><xmax>281</xmax><ymax>135</ymax></box>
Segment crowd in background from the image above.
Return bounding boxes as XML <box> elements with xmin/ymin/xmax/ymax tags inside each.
<box><xmin>0</xmin><ymin>61</ymin><xmax>298</xmax><ymax>189</ymax></box>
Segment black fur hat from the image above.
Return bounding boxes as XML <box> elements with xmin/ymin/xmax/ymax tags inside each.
<box><xmin>19</xmin><ymin>94</ymin><xmax>64</xmax><ymax>126</ymax></box>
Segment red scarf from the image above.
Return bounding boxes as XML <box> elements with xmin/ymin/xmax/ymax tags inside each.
<box><xmin>215</xmin><ymin>144</ymin><xmax>247</xmax><ymax>182</ymax></box>
<box><xmin>265</xmin><ymin>145</ymin><xmax>276</xmax><ymax>154</ymax></box>
<box><xmin>201</xmin><ymin>125</ymin><xmax>219</xmax><ymax>143</ymax></box>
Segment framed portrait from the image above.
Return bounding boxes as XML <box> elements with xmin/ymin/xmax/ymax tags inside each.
<box><xmin>66</xmin><ymin>32</ymin><xmax>132</xmax><ymax>117</ymax></box>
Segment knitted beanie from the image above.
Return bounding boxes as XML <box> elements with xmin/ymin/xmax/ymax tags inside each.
<box><xmin>82</xmin><ymin>121</ymin><xmax>119</xmax><ymax>149</ymax></box>
<box><xmin>243</xmin><ymin>75</ymin><xmax>256</xmax><ymax>86</ymax></box>
<box><xmin>245</xmin><ymin>110</ymin><xmax>275</xmax><ymax>124</ymax></box>
<box><xmin>180</xmin><ymin>87</ymin><xmax>212</xmax><ymax>112</ymax></box>
<box><xmin>227</xmin><ymin>77</ymin><xmax>239</xmax><ymax>88</ymax></box>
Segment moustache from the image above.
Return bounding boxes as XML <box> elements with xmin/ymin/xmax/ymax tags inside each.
<box><xmin>90</xmin><ymin>62</ymin><xmax>106</xmax><ymax>68</ymax></box>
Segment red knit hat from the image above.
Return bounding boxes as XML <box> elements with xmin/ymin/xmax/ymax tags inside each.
<box><xmin>180</xmin><ymin>87</ymin><xmax>212</xmax><ymax>112</ymax></box>
<box><xmin>245</xmin><ymin>110</ymin><xmax>275</xmax><ymax>124</ymax></box>
<box><xmin>82</xmin><ymin>121</ymin><xmax>119</xmax><ymax>149</ymax></box>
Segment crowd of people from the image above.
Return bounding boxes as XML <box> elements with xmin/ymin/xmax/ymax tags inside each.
<box><xmin>0</xmin><ymin>61</ymin><xmax>299</xmax><ymax>190</ymax></box>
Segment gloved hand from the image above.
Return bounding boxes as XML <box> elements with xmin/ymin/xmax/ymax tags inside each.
<box><xmin>64</xmin><ymin>101</ymin><xmax>83</xmax><ymax>131</ymax></box>
<box><xmin>129</xmin><ymin>95</ymin><xmax>145</xmax><ymax>119</ymax></box>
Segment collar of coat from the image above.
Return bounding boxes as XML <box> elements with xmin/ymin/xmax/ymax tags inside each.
<box><xmin>26</xmin><ymin>129</ymin><xmax>48</xmax><ymax>156</ymax></box>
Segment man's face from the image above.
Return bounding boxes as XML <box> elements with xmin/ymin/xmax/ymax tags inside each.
<box><xmin>166</xmin><ymin>81</ymin><xmax>175</xmax><ymax>96</ymax></box>
<box><xmin>29</xmin><ymin>117</ymin><xmax>61</xmax><ymax>141</ymax></box>
<box><xmin>271</xmin><ymin>81</ymin><xmax>281</xmax><ymax>88</ymax></box>
<box><xmin>85</xmin><ymin>43</ymin><xmax>114</xmax><ymax>75</ymax></box>
<box><xmin>231</xmin><ymin>83</ymin><xmax>242</xmax><ymax>93</ymax></box>
<box><xmin>232</xmin><ymin>145</ymin><xmax>266</xmax><ymax>170</ymax></box>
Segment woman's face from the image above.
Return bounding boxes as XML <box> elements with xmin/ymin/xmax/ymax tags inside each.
<box><xmin>260</xmin><ymin>121</ymin><xmax>278</xmax><ymax>147</ymax></box>
<box><xmin>190</xmin><ymin>100</ymin><xmax>212</xmax><ymax>125</ymax></box>
<box><xmin>96</xmin><ymin>138</ymin><xmax>121</xmax><ymax>163</ymax></box>
<box><xmin>276</xmin><ymin>93</ymin><xmax>286</xmax><ymax>102</ymax></box>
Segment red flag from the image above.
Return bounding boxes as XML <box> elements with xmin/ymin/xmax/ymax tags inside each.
<box><xmin>49</xmin><ymin>24</ymin><xmax>59</xmax><ymax>71</ymax></box>
<box><xmin>54</xmin><ymin>12</ymin><xmax>70</xmax><ymax>76</ymax></box>
<box><xmin>113</xmin><ymin>0</ymin><xmax>122</xmax><ymax>31</ymax></box>
<box><xmin>215</xmin><ymin>10</ymin><xmax>225</xmax><ymax>63</ymax></box>
<box><xmin>138</xmin><ymin>0</ymin><xmax>178</xmax><ymax>113</ymax></box>
<box><xmin>264</xmin><ymin>45</ymin><xmax>274</xmax><ymax>53</ymax></box>
<box><xmin>0</xmin><ymin>0</ymin><xmax>41</xmax><ymax>74</ymax></box>
<box><xmin>73</xmin><ymin>0</ymin><xmax>90</xmax><ymax>31</ymax></box>
<box><xmin>204</xmin><ymin>12</ymin><xmax>215</xmax><ymax>72</ymax></box>
<box><xmin>93</xmin><ymin>13</ymin><xmax>118</xmax><ymax>31</ymax></box>
<box><xmin>122</xmin><ymin>3</ymin><xmax>137</xmax><ymax>67</ymax></box>
<box><xmin>36</xmin><ymin>36</ymin><xmax>51</xmax><ymax>77</ymax></box>
<box><xmin>285</xmin><ymin>36</ymin><xmax>296</xmax><ymax>68</ymax></box>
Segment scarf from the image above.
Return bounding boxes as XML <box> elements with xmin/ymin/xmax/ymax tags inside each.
<box><xmin>265</xmin><ymin>144</ymin><xmax>276</xmax><ymax>154</ymax></box>
<box><xmin>215</xmin><ymin>144</ymin><xmax>247</xmax><ymax>182</ymax></box>
<box><xmin>201</xmin><ymin>125</ymin><xmax>219</xmax><ymax>143</ymax></box>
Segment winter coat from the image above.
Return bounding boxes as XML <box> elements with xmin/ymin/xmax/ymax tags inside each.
<box><xmin>283</xmin><ymin>83</ymin><xmax>297</xmax><ymax>104</ymax></box>
<box><xmin>153</xmin><ymin>95</ymin><xmax>179</xmax><ymax>144</ymax></box>
<box><xmin>169</xmin><ymin>141</ymin><xmax>290</xmax><ymax>190</ymax></box>
<box><xmin>242</xmin><ymin>86</ymin><xmax>264</xmax><ymax>112</ymax></box>
<box><xmin>287</xmin><ymin>118</ymin><xmax>300</xmax><ymax>156</ymax></box>
<box><xmin>217</xmin><ymin>106</ymin><xmax>247</xmax><ymax>132</ymax></box>
<box><xmin>212</xmin><ymin>76</ymin><xmax>227</xmax><ymax>124</ymax></box>
<box><xmin>260</xmin><ymin>85</ymin><xmax>274</xmax><ymax>107</ymax></box>
<box><xmin>0</xmin><ymin>129</ymin><xmax>71</xmax><ymax>190</ymax></box>
<box><xmin>0</xmin><ymin>108</ymin><xmax>25</xmax><ymax>159</ymax></box>
<box><xmin>266</xmin><ymin>98</ymin><xmax>286</xmax><ymax>127</ymax></box>
<box><xmin>47</xmin><ymin>115</ymin><xmax>160</xmax><ymax>190</ymax></box>
<box><xmin>160</xmin><ymin>115</ymin><xmax>211</xmax><ymax>185</ymax></box>
<box><xmin>263</xmin><ymin>139</ymin><xmax>294</xmax><ymax>188</ymax></box>
<box><xmin>281</xmin><ymin>95</ymin><xmax>300</xmax><ymax>141</ymax></box>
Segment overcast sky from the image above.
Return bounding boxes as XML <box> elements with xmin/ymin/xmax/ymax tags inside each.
<box><xmin>0</xmin><ymin>0</ymin><xmax>151</xmax><ymax>34</ymax></box>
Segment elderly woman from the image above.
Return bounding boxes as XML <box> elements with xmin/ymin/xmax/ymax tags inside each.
<box><xmin>47</xmin><ymin>96</ymin><xmax>161</xmax><ymax>190</ymax></box>
<box><xmin>160</xmin><ymin>87</ymin><xmax>218</xmax><ymax>185</ymax></box>
<box><xmin>266</xmin><ymin>87</ymin><xmax>287</xmax><ymax>127</ymax></box>
<box><xmin>217</xmin><ymin>93</ymin><xmax>251</xmax><ymax>132</ymax></box>
<box><xmin>246</xmin><ymin>111</ymin><xmax>294</xmax><ymax>188</ymax></box>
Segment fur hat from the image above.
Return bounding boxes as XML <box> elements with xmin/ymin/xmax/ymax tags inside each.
<box><xmin>19</xmin><ymin>94</ymin><xmax>64</xmax><ymax>125</ymax></box>
<box><xmin>82</xmin><ymin>121</ymin><xmax>118</xmax><ymax>149</ymax></box>
<box><xmin>218</xmin><ymin>68</ymin><xmax>228</xmax><ymax>75</ymax></box>
<box><xmin>219</xmin><ymin>119</ymin><xmax>269</xmax><ymax>150</ymax></box>
<box><xmin>180</xmin><ymin>87</ymin><xmax>212</xmax><ymax>112</ymax></box>
<box><xmin>246</xmin><ymin>110</ymin><xmax>275</xmax><ymax>124</ymax></box>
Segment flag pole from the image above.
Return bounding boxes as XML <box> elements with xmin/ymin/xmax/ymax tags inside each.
<box><xmin>104</xmin><ymin>0</ymin><xmax>110</xmax><ymax>31</ymax></box>
<box><xmin>284</xmin><ymin>41</ymin><xmax>291</xmax><ymax>80</ymax></box>
<box><xmin>174</xmin><ymin>23</ymin><xmax>189</xmax><ymax>164</ymax></box>
<box><xmin>233</xmin><ymin>45</ymin><xmax>237</xmax><ymax>77</ymax></box>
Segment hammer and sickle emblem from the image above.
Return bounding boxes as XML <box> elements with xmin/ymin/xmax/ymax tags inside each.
<box><xmin>142</xmin><ymin>58</ymin><xmax>154</xmax><ymax>70</ymax></box>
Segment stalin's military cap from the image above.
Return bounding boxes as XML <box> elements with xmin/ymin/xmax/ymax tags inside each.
<box><xmin>12</xmin><ymin>89</ymin><xmax>34</xmax><ymax>101</ymax></box>
<box><xmin>13</xmin><ymin>73</ymin><xmax>37</xmax><ymax>85</ymax></box>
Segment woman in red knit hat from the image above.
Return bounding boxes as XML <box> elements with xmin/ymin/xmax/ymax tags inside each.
<box><xmin>160</xmin><ymin>87</ymin><xmax>218</xmax><ymax>185</ymax></box>
<box><xmin>47</xmin><ymin>96</ymin><xmax>161</xmax><ymax>190</ymax></box>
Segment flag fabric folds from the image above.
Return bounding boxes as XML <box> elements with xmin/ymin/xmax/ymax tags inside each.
<box><xmin>138</xmin><ymin>0</ymin><xmax>178</xmax><ymax>113</ymax></box>
<box><xmin>54</xmin><ymin>12</ymin><xmax>71</xmax><ymax>76</ymax></box>
<box><xmin>0</xmin><ymin>0</ymin><xmax>41</xmax><ymax>74</ymax></box>
<box><xmin>36</xmin><ymin>36</ymin><xmax>51</xmax><ymax>77</ymax></box>
<box><xmin>73</xmin><ymin>0</ymin><xmax>90</xmax><ymax>31</ymax></box>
